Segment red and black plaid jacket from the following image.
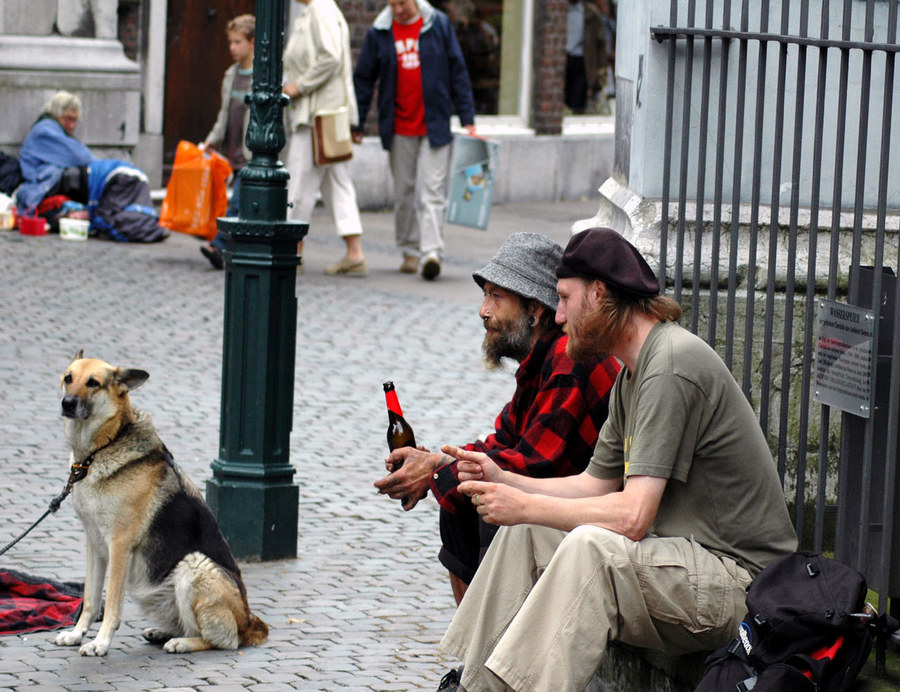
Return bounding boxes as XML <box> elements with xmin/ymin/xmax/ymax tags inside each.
<box><xmin>429</xmin><ymin>326</ymin><xmax>621</xmax><ymax>511</ymax></box>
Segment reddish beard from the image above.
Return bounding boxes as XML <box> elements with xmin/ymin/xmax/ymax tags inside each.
<box><xmin>565</xmin><ymin>291</ymin><xmax>630</xmax><ymax>361</ymax></box>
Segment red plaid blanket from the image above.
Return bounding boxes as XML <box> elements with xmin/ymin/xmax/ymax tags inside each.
<box><xmin>0</xmin><ymin>569</ymin><xmax>83</xmax><ymax>635</ymax></box>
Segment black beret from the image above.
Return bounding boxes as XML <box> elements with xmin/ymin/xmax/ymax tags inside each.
<box><xmin>556</xmin><ymin>227</ymin><xmax>660</xmax><ymax>297</ymax></box>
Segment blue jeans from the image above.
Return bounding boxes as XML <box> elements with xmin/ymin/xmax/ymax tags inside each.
<box><xmin>211</xmin><ymin>174</ymin><xmax>242</xmax><ymax>250</ymax></box>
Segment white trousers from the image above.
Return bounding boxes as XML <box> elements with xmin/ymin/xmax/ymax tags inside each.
<box><xmin>389</xmin><ymin>134</ymin><xmax>451</xmax><ymax>258</ymax></box>
<box><xmin>286</xmin><ymin>126</ymin><xmax>363</xmax><ymax>238</ymax></box>
<box><xmin>441</xmin><ymin>524</ymin><xmax>752</xmax><ymax>692</ymax></box>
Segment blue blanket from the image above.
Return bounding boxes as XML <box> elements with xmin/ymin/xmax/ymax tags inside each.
<box><xmin>16</xmin><ymin>118</ymin><xmax>166</xmax><ymax>242</ymax></box>
<box><xmin>17</xmin><ymin>118</ymin><xmax>94</xmax><ymax>212</ymax></box>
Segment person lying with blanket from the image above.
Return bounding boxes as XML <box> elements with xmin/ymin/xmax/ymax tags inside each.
<box><xmin>16</xmin><ymin>91</ymin><xmax>167</xmax><ymax>242</ymax></box>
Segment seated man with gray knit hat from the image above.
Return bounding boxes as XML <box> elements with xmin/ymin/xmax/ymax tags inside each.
<box><xmin>374</xmin><ymin>232</ymin><xmax>621</xmax><ymax>608</ymax></box>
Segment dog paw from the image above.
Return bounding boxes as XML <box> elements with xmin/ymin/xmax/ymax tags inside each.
<box><xmin>55</xmin><ymin>630</ymin><xmax>84</xmax><ymax>646</ymax></box>
<box><xmin>79</xmin><ymin>638</ymin><xmax>111</xmax><ymax>656</ymax></box>
<box><xmin>142</xmin><ymin>627</ymin><xmax>172</xmax><ymax>644</ymax></box>
<box><xmin>163</xmin><ymin>636</ymin><xmax>206</xmax><ymax>653</ymax></box>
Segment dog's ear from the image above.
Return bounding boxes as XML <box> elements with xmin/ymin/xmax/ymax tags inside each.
<box><xmin>72</xmin><ymin>349</ymin><xmax>84</xmax><ymax>361</ymax></box>
<box><xmin>115</xmin><ymin>368</ymin><xmax>150</xmax><ymax>393</ymax></box>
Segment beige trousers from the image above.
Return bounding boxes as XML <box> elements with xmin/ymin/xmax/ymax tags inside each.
<box><xmin>441</xmin><ymin>524</ymin><xmax>752</xmax><ymax>692</ymax></box>
<box><xmin>389</xmin><ymin>134</ymin><xmax>451</xmax><ymax>258</ymax></box>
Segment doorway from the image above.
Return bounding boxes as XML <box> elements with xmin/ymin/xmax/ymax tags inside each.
<box><xmin>163</xmin><ymin>0</ymin><xmax>256</xmax><ymax>174</ymax></box>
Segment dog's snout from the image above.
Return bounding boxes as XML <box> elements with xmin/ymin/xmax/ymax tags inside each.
<box><xmin>61</xmin><ymin>395</ymin><xmax>86</xmax><ymax>419</ymax></box>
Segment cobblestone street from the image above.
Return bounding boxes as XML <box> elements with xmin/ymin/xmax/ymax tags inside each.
<box><xmin>0</xmin><ymin>200</ymin><xmax>598</xmax><ymax>691</ymax></box>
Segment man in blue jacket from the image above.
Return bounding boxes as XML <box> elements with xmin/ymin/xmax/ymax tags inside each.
<box><xmin>353</xmin><ymin>0</ymin><xmax>476</xmax><ymax>281</ymax></box>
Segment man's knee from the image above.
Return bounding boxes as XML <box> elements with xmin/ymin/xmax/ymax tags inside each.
<box><xmin>557</xmin><ymin>525</ymin><xmax>631</xmax><ymax>562</ymax></box>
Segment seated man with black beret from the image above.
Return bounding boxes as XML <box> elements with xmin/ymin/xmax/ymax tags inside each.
<box><xmin>439</xmin><ymin>227</ymin><xmax>798</xmax><ymax>692</ymax></box>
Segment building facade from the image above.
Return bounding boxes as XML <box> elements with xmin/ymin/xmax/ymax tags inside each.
<box><xmin>0</xmin><ymin>0</ymin><xmax>615</xmax><ymax>204</ymax></box>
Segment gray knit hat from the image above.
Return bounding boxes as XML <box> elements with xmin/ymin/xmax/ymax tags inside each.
<box><xmin>473</xmin><ymin>233</ymin><xmax>563</xmax><ymax>310</ymax></box>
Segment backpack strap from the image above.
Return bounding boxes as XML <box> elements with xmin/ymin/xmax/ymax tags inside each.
<box><xmin>736</xmin><ymin>678</ymin><xmax>757</xmax><ymax>692</ymax></box>
<box><xmin>704</xmin><ymin>637</ymin><xmax>760</xmax><ymax>691</ymax></box>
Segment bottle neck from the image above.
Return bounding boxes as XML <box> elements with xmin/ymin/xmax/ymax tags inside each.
<box><xmin>385</xmin><ymin>390</ymin><xmax>403</xmax><ymax>416</ymax></box>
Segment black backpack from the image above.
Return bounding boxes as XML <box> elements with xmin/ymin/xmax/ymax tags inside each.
<box><xmin>0</xmin><ymin>150</ymin><xmax>23</xmax><ymax>195</ymax></box>
<box><xmin>695</xmin><ymin>552</ymin><xmax>878</xmax><ymax>692</ymax></box>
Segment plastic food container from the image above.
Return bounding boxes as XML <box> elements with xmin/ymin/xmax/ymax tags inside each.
<box><xmin>0</xmin><ymin>208</ymin><xmax>15</xmax><ymax>230</ymax></box>
<box><xmin>19</xmin><ymin>216</ymin><xmax>47</xmax><ymax>236</ymax></box>
<box><xmin>59</xmin><ymin>217</ymin><xmax>90</xmax><ymax>241</ymax></box>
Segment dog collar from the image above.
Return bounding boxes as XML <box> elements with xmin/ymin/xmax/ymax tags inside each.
<box><xmin>50</xmin><ymin>423</ymin><xmax>130</xmax><ymax>512</ymax></box>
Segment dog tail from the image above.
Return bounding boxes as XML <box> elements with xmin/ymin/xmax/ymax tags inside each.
<box><xmin>240</xmin><ymin>613</ymin><xmax>269</xmax><ymax>646</ymax></box>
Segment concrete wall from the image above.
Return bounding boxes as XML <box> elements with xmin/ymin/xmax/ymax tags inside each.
<box><xmin>616</xmin><ymin>0</ymin><xmax>900</xmax><ymax>211</ymax></box>
<box><xmin>0</xmin><ymin>36</ymin><xmax>140</xmax><ymax>161</ymax></box>
<box><xmin>348</xmin><ymin>133</ymin><xmax>615</xmax><ymax>210</ymax></box>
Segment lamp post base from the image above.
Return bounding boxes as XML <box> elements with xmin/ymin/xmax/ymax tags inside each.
<box><xmin>207</xmin><ymin>472</ymin><xmax>299</xmax><ymax>561</ymax></box>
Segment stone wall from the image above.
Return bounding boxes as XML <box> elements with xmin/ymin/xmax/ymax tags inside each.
<box><xmin>0</xmin><ymin>36</ymin><xmax>140</xmax><ymax>161</ymax></box>
<box><xmin>0</xmin><ymin>0</ymin><xmax>142</xmax><ymax>164</ymax></box>
<box><xmin>349</xmin><ymin>132</ymin><xmax>615</xmax><ymax>209</ymax></box>
<box><xmin>587</xmin><ymin>644</ymin><xmax>706</xmax><ymax>692</ymax></box>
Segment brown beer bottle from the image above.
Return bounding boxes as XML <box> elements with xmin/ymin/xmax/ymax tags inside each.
<box><xmin>383</xmin><ymin>382</ymin><xmax>416</xmax><ymax>467</ymax></box>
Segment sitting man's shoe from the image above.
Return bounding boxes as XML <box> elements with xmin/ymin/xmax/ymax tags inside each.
<box><xmin>437</xmin><ymin>666</ymin><xmax>463</xmax><ymax>691</ymax></box>
<box><xmin>200</xmin><ymin>244</ymin><xmax>224</xmax><ymax>270</ymax></box>
<box><xmin>399</xmin><ymin>255</ymin><xmax>419</xmax><ymax>274</ymax></box>
<box><xmin>324</xmin><ymin>256</ymin><xmax>368</xmax><ymax>277</ymax></box>
<box><xmin>421</xmin><ymin>251</ymin><xmax>441</xmax><ymax>280</ymax></box>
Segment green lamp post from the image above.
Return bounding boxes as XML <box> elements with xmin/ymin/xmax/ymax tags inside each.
<box><xmin>206</xmin><ymin>0</ymin><xmax>306</xmax><ymax>561</ymax></box>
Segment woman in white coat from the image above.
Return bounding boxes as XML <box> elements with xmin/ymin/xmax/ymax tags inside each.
<box><xmin>283</xmin><ymin>0</ymin><xmax>367</xmax><ymax>276</ymax></box>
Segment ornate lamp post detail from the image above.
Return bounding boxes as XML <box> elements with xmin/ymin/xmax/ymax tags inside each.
<box><xmin>205</xmin><ymin>0</ymin><xmax>306</xmax><ymax>561</ymax></box>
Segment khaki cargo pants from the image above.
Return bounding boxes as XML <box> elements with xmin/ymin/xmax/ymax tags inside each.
<box><xmin>441</xmin><ymin>524</ymin><xmax>752</xmax><ymax>692</ymax></box>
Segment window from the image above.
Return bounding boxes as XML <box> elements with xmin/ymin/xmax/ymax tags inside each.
<box><xmin>436</xmin><ymin>0</ymin><xmax>535</xmax><ymax>132</ymax></box>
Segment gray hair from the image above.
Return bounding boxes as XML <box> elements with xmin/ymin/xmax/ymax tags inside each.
<box><xmin>44</xmin><ymin>91</ymin><xmax>82</xmax><ymax>120</ymax></box>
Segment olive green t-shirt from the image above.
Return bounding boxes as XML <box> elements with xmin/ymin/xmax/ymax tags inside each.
<box><xmin>588</xmin><ymin>321</ymin><xmax>797</xmax><ymax>575</ymax></box>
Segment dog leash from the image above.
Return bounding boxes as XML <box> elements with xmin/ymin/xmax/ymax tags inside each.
<box><xmin>0</xmin><ymin>434</ymin><xmax>120</xmax><ymax>558</ymax></box>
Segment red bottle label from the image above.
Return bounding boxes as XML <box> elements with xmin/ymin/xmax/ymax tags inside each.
<box><xmin>385</xmin><ymin>390</ymin><xmax>403</xmax><ymax>416</ymax></box>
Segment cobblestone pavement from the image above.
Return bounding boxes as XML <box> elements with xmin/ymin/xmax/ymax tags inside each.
<box><xmin>0</xmin><ymin>199</ymin><xmax>600</xmax><ymax>691</ymax></box>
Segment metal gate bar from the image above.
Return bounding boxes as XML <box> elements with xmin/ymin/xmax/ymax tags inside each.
<box><xmin>876</xmin><ymin>0</ymin><xmax>899</xmax><ymax>603</ymax></box>
<box><xmin>652</xmin><ymin>0</ymin><xmax>899</xmax><ymax>599</ymax></box>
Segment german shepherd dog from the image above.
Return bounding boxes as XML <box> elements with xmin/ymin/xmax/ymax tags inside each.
<box><xmin>55</xmin><ymin>351</ymin><xmax>268</xmax><ymax>656</ymax></box>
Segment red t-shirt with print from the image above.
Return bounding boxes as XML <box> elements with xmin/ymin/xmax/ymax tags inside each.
<box><xmin>392</xmin><ymin>16</ymin><xmax>426</xmax><ymax>137</ymax></box>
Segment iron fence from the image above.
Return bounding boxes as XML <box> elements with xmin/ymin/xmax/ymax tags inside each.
<box><xmin>649</xmin><ymin>0</ymin><xmax>899</xmax><ymax>615</ymax></box>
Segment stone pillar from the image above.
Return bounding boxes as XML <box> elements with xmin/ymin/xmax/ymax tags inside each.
<box><xmin>134</xmin><ymin>0</ymin><xmax>167</xmax><ymax>187</ymax></box>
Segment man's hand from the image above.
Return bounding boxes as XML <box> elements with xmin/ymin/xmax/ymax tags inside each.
<box><xmin>283</xmin><ymin>82</ymin><xmax>301</xmax><ymax>99</ymax></box>
<box><xmin>442</xmin><ymin>444</ymin><xmax>504</xmax><ymax>483</ymax></box>
<box><xmin>464</xmin><ymin>124</ymin><xmax>477</xmax><ymax>137</ymax></box>
<box><xmin>351</xmin><ymin>131</ymin><xmax>364</xmax><ymax>144</ymax></box>
<box><xmin>459</xmin><ymin>480</ymin><xmax>527</xmax><ymax>526</ymax></box>
<box><xmin>374</xmin><ymin>447</ymin><xmax>438</xmax><ymax>511</ymax></box>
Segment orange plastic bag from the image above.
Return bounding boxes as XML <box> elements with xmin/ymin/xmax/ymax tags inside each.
<box><xmin>159</xmin><ymin>140</ymin><xmax>232</xmax><ymax>241</ymax></box>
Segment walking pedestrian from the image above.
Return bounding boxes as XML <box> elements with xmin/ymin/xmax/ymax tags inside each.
<box><xmin>199</xmin><ymin>14</ymin><xmax>255</xmax><ymax>269</ymax></box>
<box><xmin>284</xmin><ymin>0</ymin><xmax>368</xmax><ymax>277</ymax></box>
<box><xmin>353</xmin><ymin>0</ymin><xmax>476</xmax><ymax>280</ymax></box>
